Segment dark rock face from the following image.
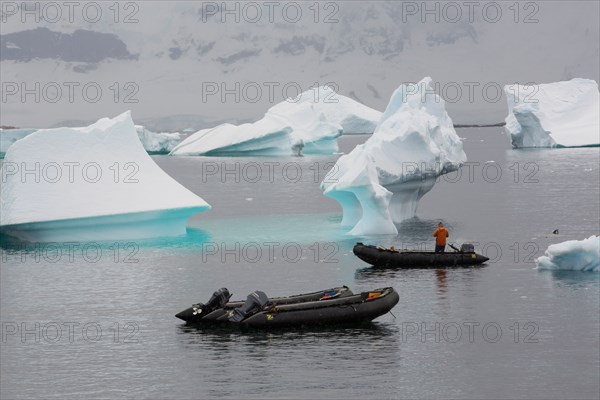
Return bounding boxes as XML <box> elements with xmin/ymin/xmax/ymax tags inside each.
<box><xmin>1</xmin><ymin>27</ymin><xmax>136</xmax><ymax>62</ymax></box>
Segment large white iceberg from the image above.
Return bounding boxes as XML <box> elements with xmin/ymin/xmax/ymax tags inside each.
<box><xmin>321</xmin><ymin>77</ymin><xmax>466</xmax><ymax>235</ymax></box>
<box><xmin>170</xmin><ymin>101</ymin><xmax>342</xmax><ymax>156</ymax></box>
<box><xmin>169</xmin><ymin>119</ymin><xmax>294</xmax><ymax>156</ymax></box>
<box><xmin>169</xmin><ymin>86</ymin><xmax>380</xmax><ymax>157</ymax></box>
<box><xmin>286</xmin><ymin>86</ymin><xmax>382</xmax><ymax>135</ymax></box>
<box><xmin>0</xmin><ymin>128</ymin><xmax>38</xmax><ymax>156</ymax></box>
<box><xmin>536</xmin><ymin>236</ymin><xmax>600</xmax><ymax>272</ymax></box>
<box><xmin>135</xmin><ymin>125</ymin><xmax>182</xmax><ymax>154</ymax></box>
<box><xmin>504</xmin><ymin>78</ymin><xmax>600</xmax><ymax>148</ymax></box>
<box><xmin>266</xmin><ymin>102</ymin><xmax>342</xmax><ymax>154</ymax></box>
<box><xmin>0</xmin><ymin>111</ymin><xmax>210</xmax><ymax>242</ymax></box>
<box><xmin>1</xmin><ymin>126</ymin><xmax>181</xmax><ymax>156</ymax></box>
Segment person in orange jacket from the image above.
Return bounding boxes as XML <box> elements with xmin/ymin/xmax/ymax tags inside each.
<box><xmin>433</xmin><ymin>222</ymin><xmax>449</xmax><ymax>253</ymax></box>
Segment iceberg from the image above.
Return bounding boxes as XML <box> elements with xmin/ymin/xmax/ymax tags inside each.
<box><xmin>504</xmin><ymin>78</ymin><xmax>600</xmax><ymax>148</ymax></box>
<box><xmin>321</xmin><ymin>77</ymin><xmax>467</xmax><ymax>235</ymax></box>
<box><xmin>170</xmin><ymin>101</ymin><xmax>342</xmax><ymax>156</ymax></box>
<box><xmin>135</xmin><ymin>125</ymin><xmax>182</xmax><ymax>154</ymax></box>
<box><xmin>0</xmin><ymin>111</ymin><xmax>210</xmax><ymax>242</ymax></box>
<box><xmin>169</xmin><ymin>119</ymin><xmax>294</xmax><ymax>156</ymax></box>
<box><xmin>0</xmin><ymin>128</ymin><xmax>38</xmax><ymax>157</ymax></box>
<box><xmin>266</xmin><ymin>102</ymin><xmax>342</xmax><ymax>154</ymax></box>
<box><xmin>1</xmin><ymin>126</ymin><xmax>182</xmax><ymax>156</ymax></box>
<box><xmin>169</xmin><ymin>86</ymin><xmax>380</xmax><ymax>157</ymax></box>
<box><xmin>289</xmin><ymin>86</ymin><xmax>383</xmax><ymax>134</ymax></box>
<box><xmin>536</xmin><ymin>236</ymin><xmax>600</xmax><ymax>272</ymax></box>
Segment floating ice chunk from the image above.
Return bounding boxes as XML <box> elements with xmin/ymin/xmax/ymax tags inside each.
<box><xmin>536</xmin><ymin>236</ymin><xmax>600</xmax><ymax>272</ymax></box>
<box><xmin>504</xmin><ymin>79</ymin><xmax>600</xmax><ymax>148</ymax></box>
<box><xmin>135</xmin><ymin>125</ymin><xmax>182</xmax><ymax>154</ymax></box>
<box><xmin>0</xmin><ymin>111</ymin><xmax>210</xmax><ymax>242</ymax></box>
<box><xmin>321</xmin><ymin>77</ymin><xmax>466</xmax><ymax>235</ymax></box>
<box><xmin>289</xmin><ymin>86</ymin><xmax>382</xmax><ymax>134</ymax></box>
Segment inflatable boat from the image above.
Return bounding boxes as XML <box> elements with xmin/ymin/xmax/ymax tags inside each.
<box><xmin>353</xmin><ymin>242</ymin><xmax>489</xmax><ymax>268</ymax></box>
<box><xmin>175</xmin><ymin>286</ymin><xmax>399</xmax><ymax>327</ymax></box>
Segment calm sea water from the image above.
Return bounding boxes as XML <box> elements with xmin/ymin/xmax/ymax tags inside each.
<box><xmin>1</xmin><ymin>128</ymin><xmax>599</xmax><ymax>399</ymax></box>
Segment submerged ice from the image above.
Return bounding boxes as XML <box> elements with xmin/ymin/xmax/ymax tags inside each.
<box><xmin>504</xmin><ymin>78</ymin><xmax>600</xmax><ymax>148</ymax></box>
<box><xmin>536</xmin><ymin>236</ymin><xmax>599</xmax><ymax>272</ymax></box>
<box><xmin>0</xmin><ymin>111</ymin><xmax>210</xmax><ymax>242</ymax></box>
<box><xmin>321</xmin><ymin>77</ymin><xmax>466</xmax><ymax>235</ymax></box>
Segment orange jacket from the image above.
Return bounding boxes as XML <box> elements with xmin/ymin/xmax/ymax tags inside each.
<box><xmin>433</xmin><ymin>227</ymin><xmax>449</xmax><ymax>246</ymax></box>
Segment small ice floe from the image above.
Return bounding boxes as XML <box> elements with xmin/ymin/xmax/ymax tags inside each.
<box><xmin>536</xmin><ymin>235</ymin><xmax>599</xmax><ymax>272</ymax></box>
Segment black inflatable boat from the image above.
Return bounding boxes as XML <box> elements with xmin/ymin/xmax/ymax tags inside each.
<box><xmin>175</xmin><ymin>286</ymin><xmax>399</xmax><ymax>328</ymax></box>
<box><xmin>353</xmin><ymin>242</ymin><xmax>489</xmax><ymax>268</ymax></box>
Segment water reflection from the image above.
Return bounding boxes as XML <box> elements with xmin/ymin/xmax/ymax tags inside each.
<box><xmin>176</xmin><ymin>322</ymin><xmax>398</xmax><ymax>349</ymax></box>
<box><xmin>435</xmin><ymin>269</ymin><xmax>448</xmax><ymax>296</ymax></box>
<box><xmin>354</xmin><ymin>264</ymin><xmax>486</xmax><ymax>280</ymax></box>
<box><xmin>0</xmin><ymin>227</ymin><xmax>212</xmax><ymax>250</ymax></box>
<box><xmin>540</xmin><ymin>270</ymin><xmax>600</xmax><ymax>288</ymax></box>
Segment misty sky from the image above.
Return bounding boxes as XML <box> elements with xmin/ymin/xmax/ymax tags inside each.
<box><xmin>1</xmin><ymin>1</ymin><xmax>599</xmax><ymax>129</ymax></box>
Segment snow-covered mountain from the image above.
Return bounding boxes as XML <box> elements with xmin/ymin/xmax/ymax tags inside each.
<box><xmin>1</xmin><ymin>1</ymin><xmax>598</xmax><ymax>129</ymax></box>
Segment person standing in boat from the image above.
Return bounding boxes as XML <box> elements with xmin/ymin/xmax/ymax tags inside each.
<box><xmin>433</xmin><ymin>222</ymin><xmax>449</xmax><ymax>253</ymax></box>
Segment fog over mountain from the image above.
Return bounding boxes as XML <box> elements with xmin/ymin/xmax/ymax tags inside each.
<box><xmin>1</xmin><ymin>1</ymin><xmax>598</xmax><ymax>129</ymax></box>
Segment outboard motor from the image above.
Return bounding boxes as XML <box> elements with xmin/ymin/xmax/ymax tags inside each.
<box><xmin>190</xmin><ymin>288</ymin><xmax>231</xmax><ymax>318</ymax></box>
<box><xmin>229</xmin><ymin>291</ymin><xmax>269</xmax><ymax>322</ymax></box>
<box><xmin>206</xmin><ymin>288</ymin><xmax>232</xmax><ymax>309</ymax></box>
<box><xmin>460</xmin><ymin>243</ymin><xmax>475</xmax><ymax>253</ymax></box>
<box><xmin>175</xmin><ymin>288</ymin><xmax>232</xmax><ymax>322</ymax></box>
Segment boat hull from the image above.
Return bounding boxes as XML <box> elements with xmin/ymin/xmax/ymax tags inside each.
<box><xmin>176</xmin><ymin>287</ymin><xmax>399</xmax><ymax>328</ymax></box>
<box><xmin>353</xmin><ymin>243</ymin><xmax>489</xmax><ymax>268</ymax></box>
